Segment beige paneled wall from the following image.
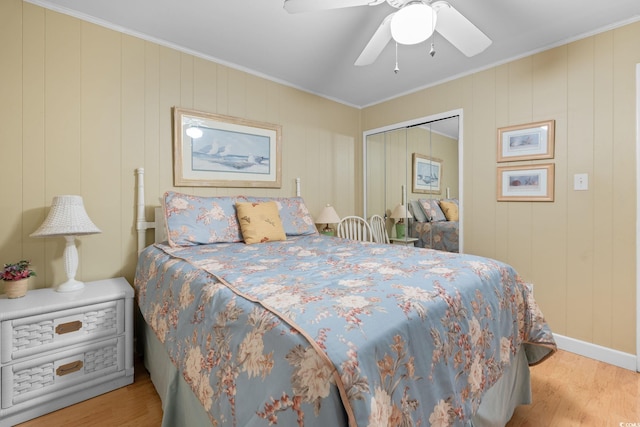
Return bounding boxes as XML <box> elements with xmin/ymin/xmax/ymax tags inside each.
<box><xmin>0</xmin><ymin>1</ymin><xmax>360</xmax><ymax>291</ymax></box>
<box><xmin>363</xmin><ymin>22</ymin><xmax>640</xmax><ymax>354</ymax></box>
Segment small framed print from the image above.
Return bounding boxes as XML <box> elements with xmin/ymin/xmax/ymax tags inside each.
<box><xmin>497</xmin><ymin>163</ymin><xmax>555</xmax><ymax>202</ymax></box>
<box><xmin>497</xmin><ymin>120</ymin><xmax>555</xmax><ymax>162</ymax></box>
<box><xmin>412</xmin><ymin>153</ymin><xmax>442</xmax><ymax>194</ymax></box>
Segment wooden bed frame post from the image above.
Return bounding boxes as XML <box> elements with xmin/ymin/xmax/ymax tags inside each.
<box><xmin>135</xmin><ymin>168</ymin><xmax>157</xmax><ymax>255</ymax></box>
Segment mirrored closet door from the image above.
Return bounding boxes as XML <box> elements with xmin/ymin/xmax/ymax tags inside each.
<box><xmin>364</xmin><ymin>111</ymin><xmax>463</xmax><ymax>252</ymax></box>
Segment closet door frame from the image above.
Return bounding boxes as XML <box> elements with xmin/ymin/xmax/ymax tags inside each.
<box><xmin>363</xmin><ymin>108</ymin><xmax>464</xmax><ymax>253</ymax></box>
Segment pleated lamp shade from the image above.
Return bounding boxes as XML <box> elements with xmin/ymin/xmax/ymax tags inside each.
<box><xmin>31</xmin><ymin>195</ymin><xmax>101</xmax><ymax>237</ymax></box>
<box><xmin>31</xmin><ymin>195</ymin><xmax>101</xmax><ymax>292</ymax></box>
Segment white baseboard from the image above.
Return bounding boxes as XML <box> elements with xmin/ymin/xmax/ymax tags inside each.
<box><xmin>553</xmin><ymin>333</ymin><xmax>637</xmax><ymax>371</ymax></box>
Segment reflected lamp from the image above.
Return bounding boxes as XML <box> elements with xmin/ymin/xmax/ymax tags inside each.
<box><xmin>315</xmin><ymin>204</ymin><xmax>340</xmax><ymax>236</ymax></box>
<box><xmin>185</xmin><ymin>126</ymin><xmax>203</xmax><ymax>139</ymax></box>
<box><xmin>390</xmin><ymin>204</ymin><xmax>413</xmax><ymax>239</ymax></box>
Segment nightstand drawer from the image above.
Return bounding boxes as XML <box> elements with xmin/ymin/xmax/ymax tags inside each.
<box><xmin>1</xmin><ymin>336</ymin><xmax>126</xmax><ymax>411</ymax></box>
<box><xmin>1</xmin><ymin>300</ymin><xmax>124</xmax><ymax>364</ymax></box>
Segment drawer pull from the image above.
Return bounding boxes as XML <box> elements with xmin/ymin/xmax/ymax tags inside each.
<box><xmin>56</xmin><ymin>320</ymin><xmax>83</xmax><ymax>335</ymax></box>
<box><xmin>56</xmin><ymin>360</ymin><xmax>83</xmax><ymax>376</ymax></box>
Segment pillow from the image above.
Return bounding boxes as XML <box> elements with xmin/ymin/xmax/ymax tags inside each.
<box><xmin>418</xmin><ymin>198</ymin><xmax>447</xmax><ymax>222</ymax></box>
<box><xmin>409</xmin><ymin>200</ymin><xmax>428</xmax><ymax>223</ymax></box>
<box><xmin>236</xmin><ymin>202</ymin><xmax>287</xmax><ymax>244</ymax></box>
<box><xmin>164</xmin><ymin>192</ymin><xmax>247</xmax><ymax>247</ymax></box>
<box><xmin>439</xmin><ymin>200</ymin><xmax>459</xmax><ymax>221</ymax></box>
<box><xmin>247</xmin><ymin>196</ymin><xmax>318</xmax><ymax>236</ymax></box>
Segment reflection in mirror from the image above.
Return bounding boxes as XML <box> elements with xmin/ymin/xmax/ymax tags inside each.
<box><xmin>364</xmin><ymin>113</ymin><xmax>461</xmax><ymax>252</ymax></box>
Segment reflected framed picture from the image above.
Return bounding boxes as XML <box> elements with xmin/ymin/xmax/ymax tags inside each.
<box><xmin>497</xmin><ymin>120</ymin><xmax>555</xmax><ymax>162</ymax></box>
<box><xmin>173</xmin><ymin>107</ymin><xmax>282</xmax><ymax>188</ymax></box>
<box><xmin>412</xmin><ymin>153</ymin><xmax>442</xmax><ymax>194</ymax></box>
<box><xmin>497</xmin><ymin>163</ymin><xmax>555</xmax><ymax>201</ymax></box>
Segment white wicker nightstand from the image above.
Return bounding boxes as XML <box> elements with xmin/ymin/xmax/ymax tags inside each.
<box><xmin>0</xmin><ymin>277</ymin><xmax>134</xmax><ymax>426</ymax></box>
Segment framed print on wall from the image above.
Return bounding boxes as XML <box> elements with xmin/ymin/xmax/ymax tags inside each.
<box><xmin>497</xmin><ymin>119</ymin><xmax>555</xmax><ymax>162</ymax></box>
<box><xmin>412</xmin><ymin>153</ymin><xmax>442</xmax><ymax>194</ymax></box>
<box><xmin>497</xmin><ymin>163</ymin><xmax>555</xmax><ymax>201</ymax></box>
<box><xmin>173</xmin><ymin>107</ymin><xmax>282</xmax><ymax>188</ymax></box>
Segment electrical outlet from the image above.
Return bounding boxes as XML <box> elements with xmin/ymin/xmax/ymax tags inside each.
<box><xmin>574</xmin><ymin>173</ymin><xmax>588</xmax><ymax>191</ymax></box>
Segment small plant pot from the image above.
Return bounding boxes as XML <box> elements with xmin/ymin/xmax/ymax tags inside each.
<box><xmin>4</xmin><ymin>278</ymin><xmax>29</xmax><ymax>298</ymax></box>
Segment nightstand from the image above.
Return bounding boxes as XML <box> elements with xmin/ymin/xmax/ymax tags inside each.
<box><xmin>0</xmin><ymin>277</ymin><xmax>134</xmax><ymax>426</ymax></box>
<box><xmin>390</xmin><ymin>237</ymin><xmax>419</xmax><ymax>247</ymax></box>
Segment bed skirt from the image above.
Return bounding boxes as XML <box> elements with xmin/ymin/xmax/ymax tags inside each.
<box><xmin>141</xmin><ymin>321</ymin><xmax>531</xmax><ymax>427</ymax></box>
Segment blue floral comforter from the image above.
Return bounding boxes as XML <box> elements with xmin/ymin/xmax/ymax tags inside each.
<box><xmin>134</xmin><ymin>235</ymin><xmax>555</xmax><ymax>427</ymax></box>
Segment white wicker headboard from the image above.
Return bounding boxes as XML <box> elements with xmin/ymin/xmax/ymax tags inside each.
<box><xmin>135</xmin><ymin>167</ymin><xmax>301</xmax><ymax>255</ymax></box>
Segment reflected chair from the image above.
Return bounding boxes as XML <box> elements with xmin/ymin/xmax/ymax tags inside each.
<box><xmin>337</xmin><ymin>216</ymin><xmax>374</xmax><ymax>242</ymax></box>
<box><xmin>369</xmin><ymin>214</ymin><xmax>390</xmax><ymax>244</ymax></box>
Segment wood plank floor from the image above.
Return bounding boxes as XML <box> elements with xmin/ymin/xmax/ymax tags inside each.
<box><xmin>16</xmin><ymin>350</ymin><xmax>640</xmax><ymax>426</ymax></box>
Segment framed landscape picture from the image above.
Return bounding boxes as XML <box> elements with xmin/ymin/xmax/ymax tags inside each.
<box><xmin>173</xmin><ymin>107</ymin><xmax>282</xmax><ymax>188</ymax></box>
<box><xmin>412</xmin><ymin>153</ymin><xmax>442</xmax><ymax>194</ymax></box>
<box><xmin>497</xmin><ymin>120</ymin><xmax>555</xmax><ymax>162</ymax></box>
<box><xmin>497</xmin><ymin>163</ymin><xmax>555</xmax><ymax>201</ymax></box>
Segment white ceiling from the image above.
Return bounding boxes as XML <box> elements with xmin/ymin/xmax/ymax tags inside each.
<box><xmin>27</xmin><ymin>0</ymin><xmax>640</xmax><ymax>108</ymax></box>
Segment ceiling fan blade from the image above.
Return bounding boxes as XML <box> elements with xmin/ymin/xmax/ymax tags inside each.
<box><xmin>354</xmin><ymin>13</ymin><xmax>394</xmax><ymax>66</ymax></box>
<box><xmin>284</xmin><ymin>0</ymin><xmax>378</xmax><ymax>14</ymax></box>
<box><xmin>432</xmin><ymin>1</ymin><xmax>491</xmax><ymax>57</ymax></box>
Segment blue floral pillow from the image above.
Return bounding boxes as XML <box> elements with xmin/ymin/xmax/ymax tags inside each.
<box><xmin>164</xmin><ymin>193</ymin><xmax>318</xmax><ymax>246</ymax></box>
<box><xmin>247</xmin><ymin>196</ymin><xmax>318</xmax><ymax>236</ymax></box>
<box><xmin>418</xmin><ymin>198</ymin><xmax>447</xmax><ymax>222</ymax></box>
<box><xmin>164</xmin><ymin>192</ymin><xmax>247</xmax><ymax>247</ymax></box>
<box><xmin>409</xmin><ymin>200</ymin><xmax>429</xmax><ymax>223</ymax></box>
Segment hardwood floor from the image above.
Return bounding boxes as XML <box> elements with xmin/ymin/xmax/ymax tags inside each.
<box><xmin>16</xmin><ymin>350</ymin><xmax>639</xmax><ymax>426</ymax></box>
<box><xmin>507</xmin><ymin>350</ymin><xmax>640</xmax><ymax>426</ymax></box>
<box><xmin>16</xmin><ymin>357</ymin><xmax>163</xmax><ymax>427</ymax></box>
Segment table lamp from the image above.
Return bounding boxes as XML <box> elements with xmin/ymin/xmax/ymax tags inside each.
<box><xmin>315</xmin><ymin>204</ymin><xmax>340</xmax><ymax>236</ymax></box>
<box><xmin>390</xmin><ymin>204</ymin><xmax>413</xmax><ymax>239</ymax></box>
<box><xmin>31</xmin><ymin>195</ymin><xmax>101</xmax><ymax>292</ymax></box>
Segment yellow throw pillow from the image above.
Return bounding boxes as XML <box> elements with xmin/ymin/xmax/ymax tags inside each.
<box><xmin>439</xmin><ymin>201</ymin><xmax>459</xmax><ymax>221</ymax></box>
<box><xmin>236</xmin><ymin>201</ymin><xmax>286</xmax><ymax>244</ymax></box>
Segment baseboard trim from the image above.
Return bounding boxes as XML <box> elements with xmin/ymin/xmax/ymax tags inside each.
<box><xmin>553</xmin><ymin>333</ymin><xmax>637</xmax><ymax>371</ymax></box>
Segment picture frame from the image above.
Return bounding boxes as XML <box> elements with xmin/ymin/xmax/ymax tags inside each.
<box><xmin>173</xmin><ymin>107</ymin><xmax>282</xmax><ymax>188</ymax></box>
<box><xmin>497</xmin><ymin>163</ymin><xmax>555</xmax><ymax>202</ymax></box>
<box><xmin>412</xmin><ymin>153</ymin><xmax>442</xmax><ymax>194</ymax></box>
<box><xmin>497</xmin><ymin>119</ymin><xmax>555</xmax><ymax>162</ymax></box>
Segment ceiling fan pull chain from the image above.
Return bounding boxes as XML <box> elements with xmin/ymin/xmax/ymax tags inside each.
<box><xmin>430</xmin><ymin>12</ymin><xmax>437</xmax><ymax>57</ymax></box>
<box><xmin>394</xmin><ymin>42</ymin><xmax>400</xmax><ymax>74</ymax></box>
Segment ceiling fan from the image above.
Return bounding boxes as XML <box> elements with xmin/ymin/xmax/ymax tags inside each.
<box><xmin>283</xmin><ymin>0</ymin><xmax>492</xmax><ymax>66</ymax></box>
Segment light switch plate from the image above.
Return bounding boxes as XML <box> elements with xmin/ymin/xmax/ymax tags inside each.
<box><xmin>574</xmin><ymin>173</ymin><xmax>588</xmax><ymax>191</ymax></box>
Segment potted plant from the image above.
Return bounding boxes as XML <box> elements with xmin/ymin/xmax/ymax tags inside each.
<box><xmin>2</xmin><ymin>260</ymin><xmax>36</xmax><ymax>298</ymax></box>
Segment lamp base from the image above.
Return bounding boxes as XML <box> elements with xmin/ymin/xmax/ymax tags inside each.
<box><xmin>395</xmin><ymin>223</ymin><xmax>406</xmax><ymax>239</ymax></box>
<box><xmin>56</xmin><ymin>279</ymin><xmax>85</xmax><ymax>293</ymax></box>
<box><xmin>321</xmin><ymin>225</ymin><xmax>335</xmax><ymax>236</ymax></box>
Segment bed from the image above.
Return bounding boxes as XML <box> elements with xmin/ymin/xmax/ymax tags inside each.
<box><xmin>133</xmin><ymin>169</ymin><xmax>556</xmax><ymax>427</ymax></box>
<box><xmin>409</xmin><ymin>199</ymin><xmax>460</xmax><ymax>252</ymax></box>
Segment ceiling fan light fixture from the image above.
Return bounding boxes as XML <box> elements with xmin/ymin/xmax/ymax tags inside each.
<box><xmin>390</xmin><ymin>2</ymin><xmax>437</xmax><ymax>45</ymax></box>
